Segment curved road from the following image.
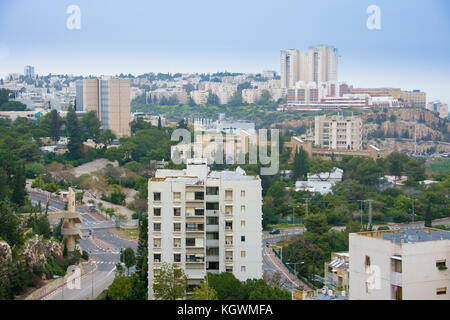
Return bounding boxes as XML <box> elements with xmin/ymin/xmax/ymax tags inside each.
<box><xmin>29</xmin><ymin>192</ymin><xmax>137</xmax><ymax>300</ymax></box>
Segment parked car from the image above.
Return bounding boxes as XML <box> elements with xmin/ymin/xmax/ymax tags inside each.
<box><xmin>270</xmin><ymin>228</ymin><xmax>281</xmax><ymax>235</ymax></box>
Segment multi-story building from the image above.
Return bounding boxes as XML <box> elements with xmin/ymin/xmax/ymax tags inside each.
<box><xmin>281</xmin><ymin>45</ymin><xmax>338</xmax><ymax>88</ymax></box>
<box><xmin>400</xmin><ymin>90</ymin><xmax>426</xmax><ymax>108</ymax></box>
<box><xmin>24</xmin><ymin>65</ymin><xmax>35</xmax><ymax>78</ymax></box>
<box><xmin>314</xmin><ymin>114</ymin><xmax>362</xmax><ymax>150</ymax></box>
<box><xmin>75</xmin><ymin>78</ymin><xmax>131</xmax><ymax>137</ymax></box>
<box><xmin>349</xmin><ymin>228</ymin><xmax>450</xmax><ymax>300</ymax></box>
<box><xmin>147</xmin><ymin>159</ymin><xmax>263</xmax><ymax>299</ymax></box>
<box><xmin>190</xmin><ymin>90</ymin><xmax>209</xmax><ymax>105</ymax></box>
<box><xmin>426</xmin><ymin>100</ymin><xmax>448</xmax><ymax>119</ymax></box>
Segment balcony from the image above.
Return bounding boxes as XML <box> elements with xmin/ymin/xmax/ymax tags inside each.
<box><xmin>225</xmin><ymin>241</ymin><xmax>233</xmax><ymax>248</ymax></box>
<box><xmin>206</xmin><ymin>225</ymin><xmax>219</xmax><ymax>232</ymax></box>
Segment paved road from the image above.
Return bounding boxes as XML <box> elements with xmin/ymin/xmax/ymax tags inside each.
<box><xmin>29</xmin><ymin>192</ymin><xmax>137</xmax><ymax>300</ymax></box>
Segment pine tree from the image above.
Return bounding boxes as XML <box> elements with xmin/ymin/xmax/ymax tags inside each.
<box><xmin>135</xmin><ymin>214</ymin><xmax>148</xmax><ymax>282</ymax></box>
<box><xmin>424</xmin><ymin>199</ymin><xmax>432</xmax><ymax>228</ymax></box>
<box><xmin>158</xmin><ymin>117</ymin><xmax>162</xmax><ymax>129</ymax></box>
<box><xmin>66</xmin><ymin>106</ymin><xmax>83</xmax><ymax>159</ymax></box>
<box><xmin>11</xmin><ymin>162</ymin><xmax>26</xmax><ymax>207</ymax></box>
<box><xmin>48</xmin><ymin>109</ymin><xmax>61</xmax><ymax>142</ymax></box>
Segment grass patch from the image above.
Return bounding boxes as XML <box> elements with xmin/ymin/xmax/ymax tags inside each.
<box><xmin>266</xmin><ymin>223</ymin><xmax>304</xmax><ymax>230</ymax></box>
<box><xmin>117</xmin><ymin>228</ymin><xmax>139</xmax><ymax>239</ymax></box>
<box><xmin>427</xmin><ymin>158</ymin><xmax>450</xmax><ymax>174</ymax></box>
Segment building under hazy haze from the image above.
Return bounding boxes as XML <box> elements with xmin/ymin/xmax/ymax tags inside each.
<box><xmin>281</xmin><ymin>45</ymin><xmax>338</xmax><ymax>88</ymax></box>
<box><xmin>76</xmin><ymin>78</ymin><xmax>131</xmax><ymax>137</ymax></box>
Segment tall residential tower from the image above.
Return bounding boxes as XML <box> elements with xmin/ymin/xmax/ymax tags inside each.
<box><xmin>147</xmin><ymin>159</ymin><xmax>263</xmax><ymax>299</ymax></box>
<box><xmin>75</xmin><ymin>78</ymin><xmax>131</xmax><ymax>137</ymax></box>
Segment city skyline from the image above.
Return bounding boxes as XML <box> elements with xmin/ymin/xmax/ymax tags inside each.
<box><xmin>0</xmin><ymin>0</ymin><xmax>449</xmax><ymax>103</ymax></box>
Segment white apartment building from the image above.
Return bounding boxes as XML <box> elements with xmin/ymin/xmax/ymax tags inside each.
<box><xmin>190</xmin><ymin>90</ymin><xmax>209</xmax><ymax>105</ymax></box>
<box><xmin>147</xmin><ymin>159</ymin><xmax>263</xmax><ymax>299</ymax></box>
<box><xmin>314</xmin><ymin>114</ymin><xmax>362</xmax><ymax>150</ymax></box>
<box><xmin>281</xmin><ymin>45</ymin><xmax>338</xmax><ymax>88</ymax></box>
<box><xmin>349</xmin><ymin>228</ymin><xmax>450</xmax><ymax>300</ymax></box>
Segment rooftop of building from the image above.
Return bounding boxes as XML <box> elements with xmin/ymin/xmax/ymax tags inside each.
<box><xmin>355</xmin><ymin>227</ymin><xmax>450</xmax><ymax>244</ymax></box>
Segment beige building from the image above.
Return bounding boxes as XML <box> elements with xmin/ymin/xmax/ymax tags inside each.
<box><xmin>171</xmin><ymin>131</ymin><xmax>252</xmax><ymax>165</ymax></box>
<box><xmin>427</xmin><ymin>100</ymin><xmax>448</xmax><ymax>119</ymax></box>
<box><xmin>281</xmin><ymin>45</ymin><xmax>338</xmax><ymax>88</ymax></box>
<box><xmin>76</xmin><ymin>78</ymin><xmax>131</xmax><ymax>137</ymax></box>
<box><xmin>400</xmin><ymin>90</ymin><xmax>426</xmax><ymax>108</ymax></box>
<box><xmin>325</xmin><ymin>252</ymin><xmax>350</xmax><ymax>293</ymax></box>
<box><xmin>314</xmin><ymin>114</ymin><xmax>362</xmax><ymax>150</ymax></box>
<box><xmin>148</xmin><ymin>159</ymin><xmax>263</xmax><ymax>299</ymax></box>
<box><xmin>349</xmin><ymin>228</ymin><xmax>450</xmax><ymax>300</ymax></box>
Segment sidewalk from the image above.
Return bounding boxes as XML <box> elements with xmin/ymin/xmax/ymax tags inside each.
<box><xmin>264</xmin><ymin>246</ymin><xmax>311</xmax><ymax>291</ymax></box>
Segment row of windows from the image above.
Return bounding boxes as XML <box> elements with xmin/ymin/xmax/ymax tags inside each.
<box><xmin>152</xmin><ymin>220</ymin><xmax>246</xmax><ymax>232</ymax></box>
<box><xmin>152</xmin><ymin>206</ymin><xmax>246</xmax><ymax>217</ymax></box>
<box><xmin>152</xmin><ymin>190</ymin><xmax>247</xmax><ymax>201</ymax></box>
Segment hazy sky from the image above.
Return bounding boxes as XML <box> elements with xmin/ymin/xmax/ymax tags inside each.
<box><xmin>0</xmin><ymin>0</ymin><xmax>449</xmax><ymax>102</ymax></box>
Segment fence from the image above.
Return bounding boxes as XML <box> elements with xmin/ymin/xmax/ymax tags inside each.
<box><xmin>272</xmin><ymin>248</ymin><xmax>317</xmax><ymax>290</ymax></box>
<box><xmin>117</xmin><ymin>219</ymin><xmax>139</xmax><ymax>229</ymax></box>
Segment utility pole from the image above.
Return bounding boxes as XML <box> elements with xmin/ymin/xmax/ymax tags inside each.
<box><xmin>368</xmin><ymin>200</ymin><xmax>373</xmax><ymax>231</ymax></box>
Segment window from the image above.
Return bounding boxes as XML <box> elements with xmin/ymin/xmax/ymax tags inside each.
<box><xmin>206</xmin><ymin>232</ymin><xmax>219</xmax><ymax>240</ymax></box>
<box><xmin>174</xmin><ymin>254</ymin><xmax>181</xmax><ymax>262</ymax></box>
<box><xmin>436</xmin><ymin>287</ymin><xmax>447</xmax><ymax>295</ymax></box>
<box><xmin>241</xmin><ymin>205</ymin><xmax>246</xmax><ymax>213</ymax></box>
<box><xmin>241</xmin><ymin>266</ymin><xmax>246</xmax><ymax>272</ymax></box>
<box><xmin>241</xmin><ymin>220</ymin><xmax>246</xmax><ymax>227</ymax></box>
<box><xmin>186</xmin><ymin>238</ymin><xmax>195</xmax><ymax>247</ymax></box>
<box><xmin>241</xmin><ymin>190</ymin><xmax>245</xmax><ymax>197</ymax></box>
<box><xmin>195</xmin><ymin>208</ymin><xmax>204</xmax><ymax>216</ymax></box>
<box><xmin>194</xmin><ymin>192</ymin><xmax>204</xmax><ymax>200</ymax></box>
<box><xmin>173</xmin><ymin>192</ymin><xmax>181</xmax><ymax>201</ymax></box>
<box><xmin>206</xmin><ymin>187</ymin><xmax>219</xmax><ymax>195</ymax></box>
<box><xmin>153</xmin><ymin>223</ymin><xmax>161</xmax><ymax>232</ymax></box>
<box><xmin>392</xmin><ymin>259</ymin><xmax>402</xmax><ymax>273</ymax></box>
<box><xmin>206</xmin><ymin>202</ymin><xmax>219</xmax><ymax>210</ymax></box>
<box><xmin>365</xmin><ymin>256</ymin><xmax>371</xmax><ymax>268</ymax></box>
<box><xmin>225</xmin><ymin>221</ymin><xmax>233</xmax><ymax>230</ymax></box>
<box><xmin>153</xmin><ymin>238</ymin><xmax>161</xmax><ymax>248</ymax></box>
<box><xmin>153</xmin><ymin>192</ymin><xmax>161</xmax><ymax>201</ymax></box>
<box><xmin>225</xmin><ymin>190</ymin><xmax>233</xmax><ymax>200</ymax></box>
<box><xmin>174</xmin><ymin>223</ymin><xmax>181</xmax><ymax>232</ymax></box>
<box><xmin>226</xmin><ymin>266</ymin><xmax>233</xmax><ymax>272</ymax></box>
<box><xmin>436</xmin><ymin>260</ymin><xmax>447</xmax><ymax>268</ymax></box>
<box><xmin>153</xmin><ymin>207</ymin><xmax>161</xmax><ymax>216</ymax></box>
<box><xmin>173</xmin><ymin>207</ymin><xmax>181</xmax><ymax>216</ymax></box>
<box><xmin>241</xmin><ymin>236</ymin><xmax>245</xmax><ymax>242</ymax></box>
<box><xmin>225</xmin><ymin>205</ymin><xmax>233</xmax><ymax>215</ymax></box>
<box><xmin>241</xmin><ymin>251</ymin><xmax>246</xmax><ymax>258</ymax></box>
<box><xmin>207</xmin><ymin>261</ymin><xmax>219</xmax><ymax>270</ymax></box>
<box><xmin>207</xmin><ymin>216</ymin><xmax>219</xmax><ymax>225</ymax></box>
<box><xmin>206</xmin><ymin>247</ymin><xmax>219</xmax><ymax>256</ymax></box>
<box><xmin>154</xmin><ymin>254</ymin><xmax>161</xmax><ymax>262</ymax></box>
<box><xmin>173</xmin><ymin>238</ymin><xmax>181</xmax><ymax>248</ymax></box>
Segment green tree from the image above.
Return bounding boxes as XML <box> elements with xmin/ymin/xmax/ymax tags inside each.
<box><xmin>11</xmin><ymin>162</ymin><xmax>26</xmax><ymax>207</ymax></box>
<box><xmin>293</xmin><ymin>147</ymin><xmax>309</xmax><ymax>181</ymax></box>
<box><xmin>100</xmin><ymin>129</ymin><xmax>117</xmax><ymax>148</ymax></box>
<box><xmin>153</xmin><ymin>263</ymin><xmax>188</xmax><ymax>300</ymax></box>
<box><xmin>120</xmin><ymin>247</ymin><xmax>136</xmax><ymax>276</ymax></box>
<box><xmin>81</xmin><ymin>111</ymin><xmax>102</xmax><ymax>143</ymax></box>
<box><xmin>66</xmin><ymin>106</ymin><xmax>84</xmax><ymax>159</ymax></box>
<box><xmin>424</xmin><ymin>198</ymin><xmax>432</xmax><ymax>228</ymax></box>
<box><xmin>190</xmin><ymin>280</ymin><xmax>219</xmax><ymax>300</ymax></box>
<box><xmin>107</xmin><ymin>272</ymin><xmax>133</xmax><ymax>300</ymax></box>
<box><xmin>135</xmin><ymin>214</ymin><xmax>148</xmax><ymax>282</ymax></box>
<box><xmin>304</xmin><ymin>214</ymin><xmax>330</xmax><ymax>234</ymax></box>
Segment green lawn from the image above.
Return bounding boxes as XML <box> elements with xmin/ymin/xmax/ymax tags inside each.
<box><xmin>427</xmin><ymin>158</ymin><xmax>450</xmax><ymax>174</ymax></box>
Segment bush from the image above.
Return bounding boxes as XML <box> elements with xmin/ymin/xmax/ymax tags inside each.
<box><xmin>82</xmin><ymin>250</ymin><xmax>89</xmax><ymax>261</ymax></box>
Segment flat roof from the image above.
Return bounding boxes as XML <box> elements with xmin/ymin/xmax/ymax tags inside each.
<box><xmin>356</xmin><ymin>227</ymin><xmax>450</xmax><ymax>243</ymax></box>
